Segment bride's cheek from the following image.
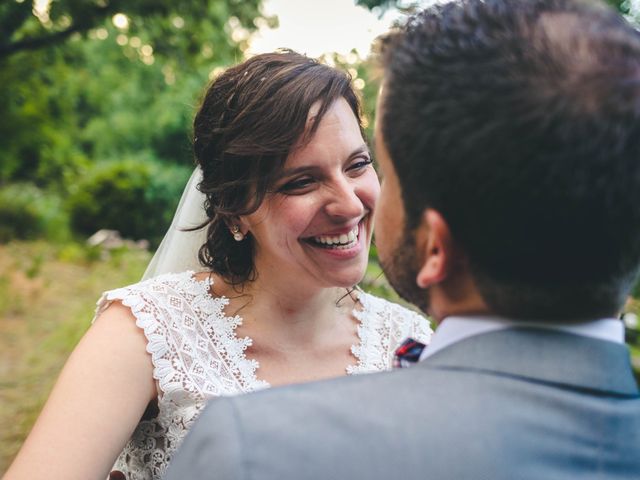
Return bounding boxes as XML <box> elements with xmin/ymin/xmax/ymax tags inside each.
<box><xmin>361</xmin><ymin>173</ymin><xmax>381</xmax><ymax>210</ymax></box>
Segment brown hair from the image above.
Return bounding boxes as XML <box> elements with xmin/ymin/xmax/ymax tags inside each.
<box><xmin>193</xmin><ymin>50</ymin><xmax>364</xmax><ymax>284</ymax></box>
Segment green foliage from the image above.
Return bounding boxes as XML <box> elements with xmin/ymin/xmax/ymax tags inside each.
<box><xmin>0</xmin><ymin>183</ymin><xmax>68</xmax><ymax>243</ymax></box>
<box><xmin>608</xmin><ymin>0</ymin><xmax>631</xmax><ymax>14</ymax></box>
<box><xmin>353</xmin><ymin>58</ymin><xmax>382</xmax><ymax>142</ymax></box>
<box><xmin>0</xmin><ymin>0</ymin><xmax>263</xmax><ymax>60</ymax></box>
<box><xmin>632</xmin><ymin>277</ymin><xmax>640</xmax><ymax>299</ymax></box>
<box><xmin>356</xmin><ymin>0</ymin><xmax>398</xmax><ymax>12</ymax></box>
<box><xmin>0</xmin><ymin>47</ymin><xmax>89</xmax><ymax>188</ymax></box>
<box><xmin>1</xmin><ymin>0</ymin><xmax>264</xmax><ymax>189</ymax></box>
<box><xmin>321</xmin><ymin>52</ymin><xmax>381</xmax><ymax>144</ymax></box>
<box><xmin>76</xmin><ymin>29</ymin><xmax>198</xmax><ymax>166</ymax></box>
<box><xmin>357</xmin><ymin>0</ymin><xmax>632</xmax><ymax>15</ymax></box>
<box><xmin>67</xmin><ymin>158</ymin><xmax>190</xmax><ymax>246</ymax></box>
<box><xmin>0</xmin><ymin>0</ymin><xmax>266</xmax><ymax>245</ymax></box>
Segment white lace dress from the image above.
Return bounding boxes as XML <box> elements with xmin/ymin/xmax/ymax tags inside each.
<box><xmin>95</xmin><ymin>271</ymin><xmax>432</xmax><ymax>480</ymax></box>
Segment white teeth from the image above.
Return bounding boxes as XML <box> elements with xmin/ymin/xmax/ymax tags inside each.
<box><xmin>313</xmin><ymin>225</ymin><xmax>359</xmax><ymax>247</ymax></box>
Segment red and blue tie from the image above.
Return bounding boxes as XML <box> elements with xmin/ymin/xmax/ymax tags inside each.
<box><xmin>393</xmin><ymin>337</ymin><xmax>427</xmax><ymax>368</ymax></box>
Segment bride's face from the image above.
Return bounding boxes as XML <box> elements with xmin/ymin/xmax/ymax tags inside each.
<box><xmin>239</xmin><ymin>97</ymin><xmax>380</xmax><ymax>289</ymax></box>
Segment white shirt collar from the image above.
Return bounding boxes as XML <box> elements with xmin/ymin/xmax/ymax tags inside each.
<box><xmin>420</xmin><ymin>315</ymin><xmax>625</xmax><ymax>361</ymax></box>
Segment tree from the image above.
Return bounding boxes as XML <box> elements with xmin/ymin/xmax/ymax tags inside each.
<box><xmin>0</xmin><ymin>0</ymin><xmax>267</xmax><ymax>244</ymax></box>
<box><xmin>0</xmin><ymin>0</ymin><xmax>263</xmax><ymax>59</ymax></box>
<box><xmin>356</xmin><ymin>0</ymin><xmax>632</xmax><ymax>15</ymax></box>
<box><xmin>0</xmin><ymin>0</ymin><xmax>266</xmax><ymax>185</ymax></box>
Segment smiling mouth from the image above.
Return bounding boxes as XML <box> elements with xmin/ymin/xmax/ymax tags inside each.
<box><xmin>307</xmin><ymin>224</ymin><xmax>360</xmax><ymax>249</ymax></box>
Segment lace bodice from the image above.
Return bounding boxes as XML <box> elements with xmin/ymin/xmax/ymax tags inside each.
<box><xmin>95</xmin><ymin>271</ymin><xmax>432</xmax><ymax>479</ymax></box>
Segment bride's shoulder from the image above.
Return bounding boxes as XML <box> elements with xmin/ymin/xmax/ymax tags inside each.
<box><xmin>356</xmin><ymin>290</ymin><xmax>433</xmax><ymax>343</ymax></box>
<box><xmin>112</xmin><ymin>270</ymin><xmax>212</xmax><ymax>296</ymax></box>
<box><xmin>94</xmin><ymin>271</ymin><xmax>217</xmax><ymax>320</ymax></box>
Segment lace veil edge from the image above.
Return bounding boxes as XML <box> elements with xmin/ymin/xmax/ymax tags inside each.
<box><xmin>143</xmin><ymin>167</ymin><xmax>209</xmax><ymax>280</ymax></box>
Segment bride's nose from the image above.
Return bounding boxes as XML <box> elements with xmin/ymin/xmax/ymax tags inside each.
<box><xmin>324</xmin><ymin>177</ymin><xmax>364</xmax><ymax>219</ymax></box>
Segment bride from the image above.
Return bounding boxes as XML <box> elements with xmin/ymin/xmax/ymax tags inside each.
<box><xmin>5</xmin><ymin>50</ymin><xmax>431</xmax><ymax>480</ymax></box>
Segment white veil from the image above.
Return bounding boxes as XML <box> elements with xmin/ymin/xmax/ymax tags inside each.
<box><xmin>142</xmin><ymin>167</ymin><xmax>209</xmax><ymax>280</ymax></box>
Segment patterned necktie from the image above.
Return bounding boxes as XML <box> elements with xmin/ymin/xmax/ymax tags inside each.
<box><xmin>393</xmin><ymin>337</ymin><xmax>427</xmax><ymax>368</ymax></box>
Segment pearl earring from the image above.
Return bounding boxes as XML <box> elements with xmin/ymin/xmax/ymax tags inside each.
<box><xmin>231</xmin><ymin>225</ymin><xmax>245</xmax><ymax>242</ymax></box>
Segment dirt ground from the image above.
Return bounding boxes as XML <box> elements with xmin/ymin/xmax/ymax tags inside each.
<box><xmin>0</xmin><ymin>241</ymin><xmax>149</xmax><ymax>473</ymax></box>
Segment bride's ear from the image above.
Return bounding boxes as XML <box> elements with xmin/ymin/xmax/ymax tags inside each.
<box><xmin>225</xmin><ymin>217</ymin><xmax>249</xmax><ymax>241</ymax></box>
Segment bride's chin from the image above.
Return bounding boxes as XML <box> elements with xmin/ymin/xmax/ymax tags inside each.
<box><xmin>328</xmin><ymin>267</ymin><xmax>368</xmax><ymax>289</ymax></box>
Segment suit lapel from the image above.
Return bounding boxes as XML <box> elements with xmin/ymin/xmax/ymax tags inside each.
<box><xmin>420</xmin><ymin>327</ymin><xmax>639</xmax><ymax>397</ymax></box>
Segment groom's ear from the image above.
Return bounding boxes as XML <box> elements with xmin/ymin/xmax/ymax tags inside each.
<box><xmin>415</xmin><ymin>209</ymin><xmax>457</xmax><ymax>288</ymax></box>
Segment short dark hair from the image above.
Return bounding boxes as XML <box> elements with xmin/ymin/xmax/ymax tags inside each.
<box><xmin>193</xmin><ymin>50</ymin><xmax>363</xmax><ymax>284</ymax></box>
<box><xmin>380</xmin><ymin>0</ymin><xmax>640</xmax><ymax>319</ymax></box>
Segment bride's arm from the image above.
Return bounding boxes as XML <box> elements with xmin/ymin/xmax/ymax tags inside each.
<box><xmin>4</xmin><ymin>302</ymin><xmax>157</xmax><ymax>480</ymax></box>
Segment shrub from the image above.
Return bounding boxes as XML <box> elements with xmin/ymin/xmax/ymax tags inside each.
<box><xmin>0</xmin><ymin>184</ymin><xmax>68</xmax><ymax>242</ymax></box>
<box><xmin>67</xmin><ymin>159</ymin><xmax>191</xmax><ymax>247</ymax></box>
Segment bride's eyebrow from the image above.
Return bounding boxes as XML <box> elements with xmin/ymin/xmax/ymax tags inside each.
<box><xmin>279</xmin><ymin>144</ymin><xmax>371</xmax><ymax>177</ymax></box>
<box><xmin>348</xmin><ymin>144</ymin><xmax>371</xmax><ymax>159</ymax></box>
<box><xmin>278</xmin><ymin>165</ymin><xmax>317</xmax><ymax>178</ymax></box>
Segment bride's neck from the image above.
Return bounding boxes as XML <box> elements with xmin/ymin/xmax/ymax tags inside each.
<box><xmin>214</xmin><ymin>273</ymin><xmax>354</xmax><ymax>345</ymax></box>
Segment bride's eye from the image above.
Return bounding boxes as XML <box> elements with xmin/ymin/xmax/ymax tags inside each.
<box><xmin>279</xmin><ymin>177</ymin><xmax>315</xmax><ymax>193</ymax></box>
<box><xmin>347</xmin><ymin>156</ymin><xmax>373</xmax><ymax>173</ymax></box>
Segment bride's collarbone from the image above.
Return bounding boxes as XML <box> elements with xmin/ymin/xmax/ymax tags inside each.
<box><xmin>235</xmin><ymin>308</ymin><xmax>360</xmax><ymax>356</ymax></box>
<box><xmin>251</xmin><ymin>347</ymin><xmax>358</xmax><ymax>387</ymax></box>
<box><xmin>242</xmin><ymin>325</ymin><xmax>360</xmax><ymax>385</ymax></box>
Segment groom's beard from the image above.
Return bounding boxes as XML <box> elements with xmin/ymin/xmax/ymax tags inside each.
<box><xmin>380</xmin><ymin>229</ymin><xmax>430</xmax><ymax>314</ymax></box>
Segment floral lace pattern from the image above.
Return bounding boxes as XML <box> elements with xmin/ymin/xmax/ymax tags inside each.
<box><xmin>95</xmin><ymin>271</ymin><xmax>431</xmax><ymax>480</ymax></box>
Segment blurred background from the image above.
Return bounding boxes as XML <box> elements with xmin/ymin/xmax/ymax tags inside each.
<box><xmin>0</xmin><ymin>0</ymin><xmax>638</xmax><ymax>472</ymax></box>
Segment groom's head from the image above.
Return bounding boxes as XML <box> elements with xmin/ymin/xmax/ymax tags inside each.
<box><xmin>375</xmin><ymin>0</ymin><xmax>640</xmax><ymax>321</ymax></box>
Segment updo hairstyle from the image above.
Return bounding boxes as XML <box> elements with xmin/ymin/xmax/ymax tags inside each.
<box><xmin>193</xmin><ymin>50</ymin><xmax>364</xmax><ymax>285</ymax></box>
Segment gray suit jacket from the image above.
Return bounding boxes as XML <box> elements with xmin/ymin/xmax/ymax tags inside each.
<box><xmin>166</xmin><ymin>328</ymin><xmax>640</xmax><ymax>479</ymax></box>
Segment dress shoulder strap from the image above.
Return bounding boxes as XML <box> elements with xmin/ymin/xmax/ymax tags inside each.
<box><xmin>94</xmin><ymin>271</ymin><xmax>267</xmax><ymax>397</ymax></box>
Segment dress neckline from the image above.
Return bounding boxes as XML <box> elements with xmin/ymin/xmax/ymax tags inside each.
<box><xmin>188</xmin><ymin>271</ymin><xmax>371</xmax><ymax>392</ymax></box>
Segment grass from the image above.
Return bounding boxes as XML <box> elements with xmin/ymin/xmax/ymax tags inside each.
<box><xmin>0</xmin><ymin>240</ymin><xmax>639</xmax><ymax>473</ymax></box>
<box><xmin>0</xmin><ymin>240</ymin><xmax>150</xmax><ymax>473</ymax></box>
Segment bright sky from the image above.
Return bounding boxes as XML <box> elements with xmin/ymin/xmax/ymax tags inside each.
<box><xmin>248</xmin><ymin>0</ymin><xmax>430</xmax><ymax>58</ymax></box>
<box><xmin>249</xmin><ymin>0</ymin><xmax>640</xmax><ymax>59</ymax></box>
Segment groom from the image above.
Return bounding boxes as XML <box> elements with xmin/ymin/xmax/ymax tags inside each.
<box><xmin>167</xmin><ymin>0</ymin><xmax>640</xmax><ymax>478</ymax></box>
